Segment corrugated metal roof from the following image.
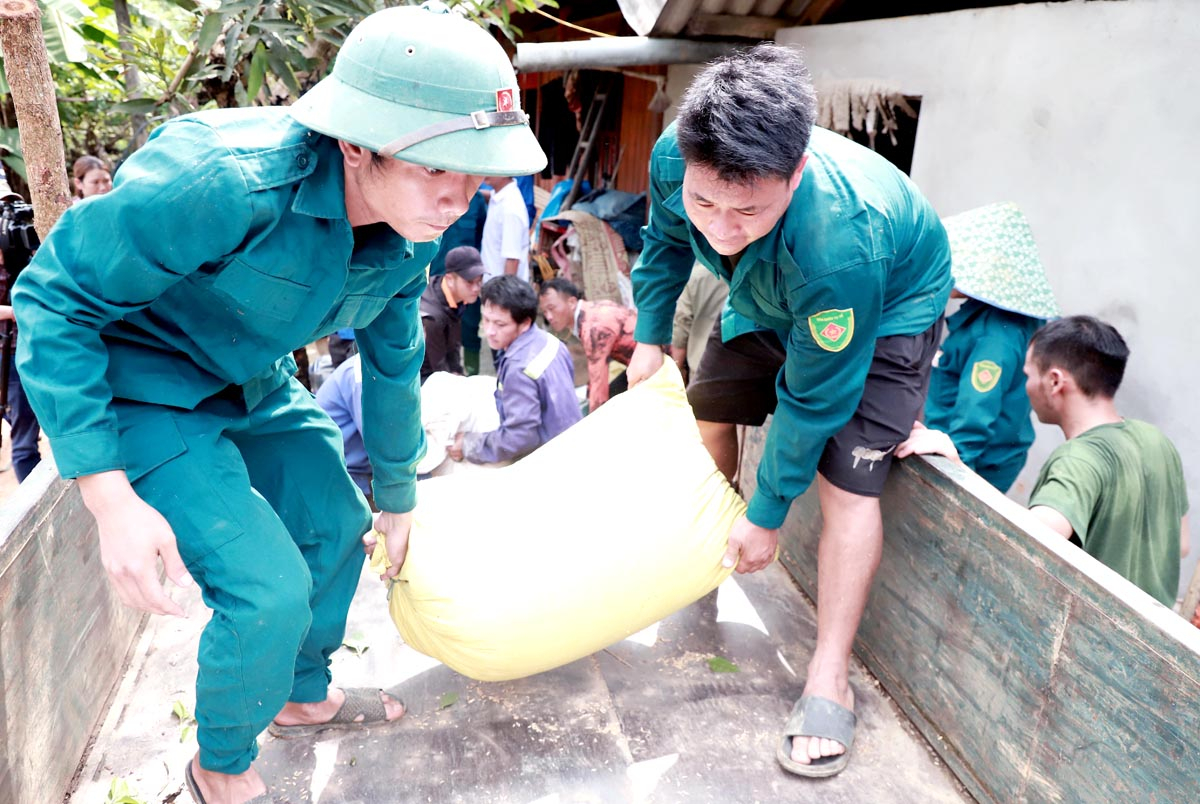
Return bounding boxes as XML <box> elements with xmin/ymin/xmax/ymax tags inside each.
<box><xmin>615</xmin><ymin>0</ymin><xmax>829</xmax><ymax>38</ymax></box>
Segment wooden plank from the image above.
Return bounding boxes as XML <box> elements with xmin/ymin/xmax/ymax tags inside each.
<box><xmin>685</xmin><ymin>14</ymin><xmax>791</xmax><ymax>40</ymax></box>
<box><xmin>0</xmin><ymin>464</ymin><xmax>143</xmax><ymax>804</ymax></box>
<box><xmin>740</xmin><ymin>424</ymin><xmax>1200</xmax><ymax>803</ymax></box>
<box><xmin>76</xmin><ymin>555</ymin><xmax>970</xmax><ymax>802</ymax></box>
<box><xmin>615</xmin><ymin>68</ymin><xmax>665</xmax><ymax>197</ymax></box>
<box><xmin>1025</xmin><ymin>595</ymin><xmax>1200</xmax><ymax>802</ymax></box>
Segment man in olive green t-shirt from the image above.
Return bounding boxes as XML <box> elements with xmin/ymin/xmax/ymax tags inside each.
<box><xmin>901</xmin><ymin>316</ymin><xmax>1189</xmax><ymax>607</ymax></box>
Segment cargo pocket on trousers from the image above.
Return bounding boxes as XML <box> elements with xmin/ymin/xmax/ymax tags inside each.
<box><xmin>117</xmin><ymin>412</ymin><xmax>240</xmax><ymax>567</ymax></box>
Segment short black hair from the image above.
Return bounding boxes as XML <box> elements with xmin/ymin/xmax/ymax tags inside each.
<box><xmin>675</xmin><ymin>43</ymin><xmax>817</xmax><ymax>183</ymax></box>
<box><xmin>1029</xmin><ymin>316</ymin><xmax>1129</xmax><ymax>398</ymax></box>
<box><xmin>480</xmin><ymin>275</ymin><xmax>538</xmax><ymax>325</ymax></box>
<box><xmin>539</xmin><ymin>277</ymin><xmax>583</xmax><ymax>300</ymax></box>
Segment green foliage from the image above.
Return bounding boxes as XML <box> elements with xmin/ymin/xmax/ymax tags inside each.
<box><xmin>2</xmin><ymin>0</ymin><xmax>555</xmax><ymax>169</ymax></box>
<box><xmin>171</xmin><ymin>698</ymin><xmax>197</xmax><ymax>743</ymax></box>
<box><xmin>706</xmin><ymin>656</ymin><xmax>739</xmax><ymax>673</ymax></box>
<box><xmin>438</xmin><ymin>691</ymin><xmax>459</xmax><ymax>709</ymax></box>
<box><xmin>104</xmin><ymin>778</ymin><xmax>145</xmax><ymax>804</ymax></box>
<box><xmin>341</xmin><ymin>632</ymin><xmax>370</xmax><ymax>655</ymax></box>
<box><xmin>0</xmin><ymin>127</ymin><xmax>25</xmax><ymax>179</ymax></box>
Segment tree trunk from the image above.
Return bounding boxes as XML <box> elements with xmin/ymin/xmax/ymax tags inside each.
<box><xmin>0</xmin><ymin>0</ymin><xmax>71</xmax><ymax>239</ymax></box>
<box><xmin>112</xmin><ymin>0</ymin><xmax>148</xmax><ymax>150</ymax></box>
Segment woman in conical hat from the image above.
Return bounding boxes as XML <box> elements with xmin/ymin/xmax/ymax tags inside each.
<box><xmin>924</xmin><ymin>202</ymin><xmax>1061</xmax><ymax>492</ymax></box>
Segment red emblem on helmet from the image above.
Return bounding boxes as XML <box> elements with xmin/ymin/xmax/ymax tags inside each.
<box><xmin>496</xmin><ymin>88</ymin><xmax>514</xmax><ymax>112</ymax></box>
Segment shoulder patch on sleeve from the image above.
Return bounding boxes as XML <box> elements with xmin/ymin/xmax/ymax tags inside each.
<box><xmin>970</xmin><ymin>359</ymin><xmax>1002</xmax><ymax>392</ymax></box>
<box><xmin>523</xmin><ymin>338</ymin><xmax>562</xmax><ymax>380</ymax></box>
<box><xmin>808</xmin><ymin>308</ymin><xmax>854</xmax><ymax>352</ymax></box>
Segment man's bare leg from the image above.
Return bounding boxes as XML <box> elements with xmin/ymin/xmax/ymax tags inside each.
<box><xmin>192</xmin><ymin>688</ymin><xmax>403</xmax><ymax>803</ymax></box>
<box><xmin>791</xmin><ymin>475</ymin><xmax>883</xmax><ymax>765</ymax></box>
<box><xmin>697</xmin><ymin>419</ymin><xmax>739</xmax><ymax>482</ymax></box>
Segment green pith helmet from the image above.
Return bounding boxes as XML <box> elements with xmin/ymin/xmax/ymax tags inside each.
<box><xmin>943</xmin><ymin>201</ymin><xmax>1061</xmax><ymax>320</ymax></box>
<box><xmin>289</xmin><ymin>3</ymin><xmax>546</xmax><ymax>176</ymax></box>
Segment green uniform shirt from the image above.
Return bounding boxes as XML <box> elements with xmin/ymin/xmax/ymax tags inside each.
<box><xmin>13</xmin><ymin>108</ymin><xmax>434</xmax><ymax>513</ymax></box>
<box><xmin>925</xmin><ymin>299</ymin><xmax>1042</xmax><ymax>490</ymax></box>
<box><xmin>633</xmin><ymin>125</ymin><xmax>952</xmax><ymax>528</ymax></box>
<box><xmin>1028</xmin><ymin>420</ymin><xmax>1188</xmax><ymax>606</ymax></box>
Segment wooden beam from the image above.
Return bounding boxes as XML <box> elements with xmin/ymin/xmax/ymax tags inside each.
<box><xmin>800</xmin><ymin>0</ymin><xmax>848</xmax><ymax>26</ymax></box>
<box><xmin>685</xmin><ymin>14</ymin><xmax>791</xmax><ymax>40</ymax></box>
<box><xmin>515</xmin><ymin>10</ymin><xmax>630</xmax><ymax>43</ymax></box>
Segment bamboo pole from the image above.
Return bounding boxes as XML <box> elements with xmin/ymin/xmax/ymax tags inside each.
<box><xmin>0</xmin><ymin>0</ymin><xmax>72</xmax><ymax>238</ymax></box>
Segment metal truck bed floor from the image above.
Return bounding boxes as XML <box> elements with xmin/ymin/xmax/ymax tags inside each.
<box><xmin>70</xmin><ymin>562</ymin><xmax>968</xmax><ymax>804</ymax></box>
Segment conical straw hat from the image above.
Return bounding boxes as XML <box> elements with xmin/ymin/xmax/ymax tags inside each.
<box><xmin>943</xmin><ymin>202</ymin><xmax>1060</xmax><ymax>320</ymax></box>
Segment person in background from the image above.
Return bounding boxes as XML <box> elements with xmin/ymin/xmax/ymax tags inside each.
<box><xmin>481</xmin><ymin>175</ymin><xmax>531</xmax><ymax>282</ymax></box>
<box><xmin>924</xmin><ymin>202</ymin><xmax>1059</xmax><ymax>492</ymax></box>
<box><xmin>315</xmin><ymin>354</ymin><xmax>372</xmax><ymax>503</ymax></box>
<box><xmin>72</xmin><ymin>155</ymin><xmax>113</xmax><ymax>199</ymax></box>
<box><xmin>670</xmin><ymin>263</ymin><xmax>728</xmax><ymax>385</ymax></box>
<box><xmin>538</xmin><ymin>277</ymin><xmax>637</xmax><ymax>412</ymax></box>
<box><xmin>11</xmin><ymin>6</ymin><xmax>546</xmax><ymax>802</ymax></box>
<box><xmin>624</xmin><ymin>44</ymin><xmax>952</xmax><ymax>777</ymax></box>
<box><xmin>515</xmin><ymin>173</ymin><xmax>537</xmax><ymax>224</ymax></box>
<box><xmin>450</xmin><ymin>276</ymin><xmax>579</xmax><ymax>464</ymax></box>
<box><xmin>900</xmin><ymin>316</ymin><xmax>1190</xmax><ymax>608</ymax></box>
<box><xmin>428</xmin><ymin>189</ymin><xmax>489</xmax><ymax>374</ymax></box>
<box><xmin>420</xmin><ymin>245</ymin><xmax>485</xmax><ymax>382</ymax></box>
<box><xmin>0</xmin><ymin>268</ymin><xmax>40</xmax><ymax>481</ymax></box>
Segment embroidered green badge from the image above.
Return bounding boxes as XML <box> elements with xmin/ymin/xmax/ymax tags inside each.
<box><xmin>971</xmin><ymin>360</ymin><xmax>1002</xmax><ymax>393</ymax></box>
<box><xmin>808</xmin><ymin>309</ymin><xmax>854</xmax><ymax>352</ymax></box>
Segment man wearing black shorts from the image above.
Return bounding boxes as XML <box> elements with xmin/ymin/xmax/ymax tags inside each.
<box><xmin>626</xmin><ymin>45</ymin><xmax>951</xmax><ymax>777</ymax></box>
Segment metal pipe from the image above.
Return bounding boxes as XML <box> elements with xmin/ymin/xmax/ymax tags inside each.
<box><xmin>514</xmin><ymin>37</ymin><xmax>738</xmax><ymax>73</ymax></box>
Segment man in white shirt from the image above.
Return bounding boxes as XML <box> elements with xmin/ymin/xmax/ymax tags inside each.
<box><xmin>481</xmin><ymin>175</ymin><xmax>531</xmax><ymax>282</ymax></box>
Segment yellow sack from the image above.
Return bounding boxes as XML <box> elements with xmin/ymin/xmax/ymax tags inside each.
<box><xmin>371</xmin><ymin>359</ymin><xmax>746</xmax><ymax>681</ymax></box>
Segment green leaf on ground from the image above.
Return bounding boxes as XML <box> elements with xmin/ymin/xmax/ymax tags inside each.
<box><xmin>342</xmin><ymin>634</ymin><xmax>370</xmax><ymax>656</ymax></box>
<box><xmin>105</xmin><ymin>777</ymin><xmax>145</xmax><ymax>804</ymax></box>
<box><xmin>439</xmin><ymin>692</ymin><xmax>459</xmax><ymax>709</ymax></box>
<box><xmin>171</xmin><ymin>699</ymin><xmax>195</xmax><ymax>723</ymax></box>
<box><xmin>172</xmin><ymin>699</ymin><xmax>197</xmax><ymax>742</ymax></box>
<box><xmin>707</xmin><ymin>656</ymin><xmax>739</xmax><ymax>673</ymax></box>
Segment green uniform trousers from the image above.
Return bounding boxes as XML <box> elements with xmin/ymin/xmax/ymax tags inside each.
<box><xmin>113</xmin><ymin>378</ymin><xmax>373</xmax><ymax>774</ymax></box>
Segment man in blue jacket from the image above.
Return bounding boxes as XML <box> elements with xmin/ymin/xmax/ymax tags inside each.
<box><xmin>12</xmin><ymin>6</ymin><xmax>544</xmax><ymax>802</ymax></box>
<box><xmin>450</xmin><ymin>276</ymin><xmax>580</xmax><ymax>464</ymax></box>
<box><xmin>626</xmin><ymin>44</ymin><xmax>951</xmax><ymax>777</ymax></box>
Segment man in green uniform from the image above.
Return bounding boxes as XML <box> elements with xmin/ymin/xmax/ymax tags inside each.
<box><xmin>12</xmin><ymin>6</ymin><xmax>544</xmax><ymax>802</ymax></box>
<box><xmin>901</xmin><ymin>316</ymin><xmax>1189</xmax><ymax>607</ymax></box>
<box><xmin>925</xmin><ymin>202</ymin><xmax>1060</xmax><ymax>491</ymax></box>
<box><xmin>625</xmin><ymin>44</ymin><xmax>952</xmax><ymax>777</ymax></box>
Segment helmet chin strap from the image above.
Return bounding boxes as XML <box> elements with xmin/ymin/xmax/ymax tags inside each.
<box><xmin>378</xmin><ymin>110</ymin><xmax>529</xmax><ymax>159</ymax></box>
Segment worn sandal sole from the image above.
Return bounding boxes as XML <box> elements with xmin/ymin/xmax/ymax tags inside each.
<box><xmin>775</xmin><ymin>693</ymin><xmax>856</xmax><ymax>778</ymax></box>
<box><xmin>184</xmin><ymin>760</ymin><xmax>275</xmax><ymax>803</ymax></box>
<box><xmin>183</xmin><ymin>761</ymin><xmax>209</xmax><ymax>804</ymax></box>
<box><xmin>268</xmin><ymin>687</ymin><xmax>405</xmax><ymax>738</ymax></box>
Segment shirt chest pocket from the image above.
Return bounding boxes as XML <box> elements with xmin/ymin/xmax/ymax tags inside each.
<box><xmin>211</xmin><ymin>258</ymin><xmax>312</xmax><ymax>321</ymax></box>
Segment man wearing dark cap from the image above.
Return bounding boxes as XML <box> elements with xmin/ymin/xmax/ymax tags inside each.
<box><xmin>421</xmin><ymin>245</ymin><xmax>484</xmax><ymax>382</ymax></box>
